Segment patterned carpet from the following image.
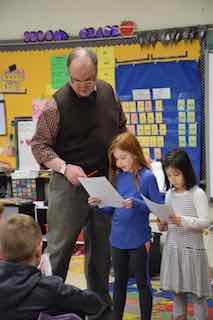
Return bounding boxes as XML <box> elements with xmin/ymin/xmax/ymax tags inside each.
<box><xmin>66</xmin><ymin>255</ymin><xmax>213</xmax><ymax>319</ymax></box>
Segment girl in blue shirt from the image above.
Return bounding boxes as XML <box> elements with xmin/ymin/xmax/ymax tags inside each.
<box><xmin>88</xmin><ymin>131</ymin><xmax>164</xmax><ymax>320</ymax></box>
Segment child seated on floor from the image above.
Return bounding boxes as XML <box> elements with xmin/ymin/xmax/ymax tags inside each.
<box><xmin>0</xmin><ymin>214</ymin><xmax>107</xmax><ymax>320</ymax></box>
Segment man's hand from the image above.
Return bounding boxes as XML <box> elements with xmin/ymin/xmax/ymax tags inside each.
<box><xmin>65</xmin><ymin>164</ymin><xmax>86</xmax><ymax>185</ymax></box>
<box><xmin>88</xmin><ymin>196</ymin><xmax>102</xmax><ymax>206</ymax></box>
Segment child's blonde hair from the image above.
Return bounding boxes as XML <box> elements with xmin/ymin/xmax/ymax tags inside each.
<box><xmin>108</xmin><ymin>131</ymin><xmax>149</xmax><ymax>186</ymax></box>
<box><xmin>0</xmin><ymin>214</ymin><xmax>42</xmax><ymax>262</ymax></box>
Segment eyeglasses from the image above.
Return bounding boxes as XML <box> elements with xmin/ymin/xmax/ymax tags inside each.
<box><xmin>70</xmin><ymin>76</ymin><xmax>96</xmax><ymax>86</ymax></box>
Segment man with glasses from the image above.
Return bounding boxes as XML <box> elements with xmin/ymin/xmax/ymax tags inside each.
<box><xmin>31</xmin><ymin>47</ymin><xmax>126</xmax><ymax>319</ymax></box>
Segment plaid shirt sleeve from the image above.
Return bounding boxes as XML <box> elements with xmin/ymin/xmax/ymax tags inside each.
<box><xmin>31</xmin><ymin>98</ymin><xmax>60</xmax><ymax>165</ymax></box>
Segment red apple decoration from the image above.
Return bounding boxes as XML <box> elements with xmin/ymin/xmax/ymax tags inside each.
<box><xmin>119</xmin><ymin>20</ymin><xmax>135</xmax><ymax>36</ymax></box>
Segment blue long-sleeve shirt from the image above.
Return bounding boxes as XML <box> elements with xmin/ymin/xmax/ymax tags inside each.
<box><xmin>100</xmin><ymin>168</ymin><xmax>164</xmax><ymax>249</ymax></box>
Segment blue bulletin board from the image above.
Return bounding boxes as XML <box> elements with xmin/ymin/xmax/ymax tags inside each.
<box><xmin>115</xmin><ymin>61</ymin><xmax>202</xmax><ymax>181</ymax></box>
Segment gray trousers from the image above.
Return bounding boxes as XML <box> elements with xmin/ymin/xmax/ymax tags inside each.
<box><xmin>47</xmin><ymin>173</ymin><xmax>112</xmax><ymax>306</ymax></box>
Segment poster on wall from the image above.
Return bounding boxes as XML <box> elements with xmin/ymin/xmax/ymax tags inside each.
<box><xmin>115</xmin><ymin>61</ymin><xmax>202</xmax><ymax>181</ymax></box>
<box><xmin>0</xmin><ymin>101</ymin><xmax>6</xmax><ymax>135</ymax></box>
<box><xmin>14</xmin><ymin>117</ymin><xmax>39</xmax><ymax>170</ymax></box>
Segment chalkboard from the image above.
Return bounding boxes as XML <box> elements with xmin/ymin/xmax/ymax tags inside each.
<box><xmin>14</xmin><ymin>117</ymin><xmax>39</xmax><ymax>170</ymax></box>
<box><xmin>205</xmin><ymin>50</ymin><xmax>213</xmax><ymax>199</ymax></box>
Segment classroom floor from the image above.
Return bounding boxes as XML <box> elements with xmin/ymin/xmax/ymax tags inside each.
<box><xmin>66</xmin><ymin>254</ymin><xmax>213</xmax><ymax>320</ymax></box>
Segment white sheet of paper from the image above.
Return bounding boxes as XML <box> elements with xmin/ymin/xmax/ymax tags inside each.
<box><xmin>152</xmin><ymin>87</ymin><xmax>171</xmax><ymax>100</ymax></box>
<box><xmin>141</xmin><ymin>193</ymin><xmax>173</xmax><ymax>221</ymax></box>
<box><xmin>132</xmin><ymin>89</ymin><xmax>151</xmax><ymax>100</ymax></box>
<box><xmin>78</xmin><ymin>176</ymin><xmax>124</xmax><ymax>208</ymax></box>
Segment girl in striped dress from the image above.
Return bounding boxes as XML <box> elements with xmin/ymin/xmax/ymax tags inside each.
<box><xmin>157</xmin><ymin>149</ymin><xmax>211</xmax><ymax>320</ymax></box>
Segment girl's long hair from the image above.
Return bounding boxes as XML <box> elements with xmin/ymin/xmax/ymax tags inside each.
<box><xmin>162</xmin><ymin>149</ymin><xmax>197</xmax><ymax>190</ymax></box>
<box><xmin>108</xmin><ymin>131</ymin><xmax>150</xmax><ymax>186</ymax></box>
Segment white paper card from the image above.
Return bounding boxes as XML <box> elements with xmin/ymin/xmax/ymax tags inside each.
<box><xmin>141</xmin><ymin>193</ymin><xmax>173</xmax><ymax>221</ymax></box>
<box><xmin>0</xmin><ymin>102</ymin><xmax>6</xmax><ymax>135</ymax></box>
<box><xmin>152</xmin><ymin>87</ymin><xmax>171</xmax><ymax>100</ymax></box>
<box><xmin>132</xmin><ymin>89</ymin><xmax>151</xmax><ymax>100</ymax></box>
<box><xmin>78</xmin><ymin>176</ymin><xmax>124</xmax><ymax>208</ymax></box>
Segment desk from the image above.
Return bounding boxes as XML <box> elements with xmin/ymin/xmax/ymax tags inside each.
<box><xmin>0</xmin><ymin>197</ymin><xmax>33</xmax><ymax>206</ymax></box>
<box><xmin>0</xmin><ymin>198</ymin><xmax>35</xmax><ymax>220</ymax></box>
<box><xmin>33</xmin><ymin>201</ymin><xmax>84</xmax><ymax>245</ymax></box>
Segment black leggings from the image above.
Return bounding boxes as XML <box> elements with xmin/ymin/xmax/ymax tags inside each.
<box><xmin>111</xmin><ymin>244</ymin><xmax>152</xmax><ymax>320</ymax></box>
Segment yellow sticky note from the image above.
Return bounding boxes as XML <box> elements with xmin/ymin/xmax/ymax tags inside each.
<box><xmin>159</xmin><ymin>124</ymin><xmax>167</xmax><ymax>135</ymax></box>
<box><xmin>144</xmin><ymin>136</ymin><xmax>150</xmax><ymax>147</ymax></box>
<box><xmin>178</xmin><ymin>112</ymin><xmax>186</xmax><ymax>123</ymax></box>
<box><xmin>137</xmin><ymin>101</ymin><xmax>145</xmax><ymax>112</ymax></box>
<box><xmin>187</xmin><ymin>112</ymin><xmax>195</xmax><ymax>123</ymax></box>
<box><xmin>178</xmin><ymin>124</ymin><xmax>186</xmax><ymax>135</ymax></box>
<box><xmin>139</xmin><ymin>113</ymin><xmax>147</xmax><ymax>124</ymax></box>
<box><xmin>156</xmin><ymin>100</ymin><xmax>163</xmax><ymax>111</ymax></box>
<box><xmin>179</xmin><ymin>136</ymin><xmax>186</xmax><ymax>147</ymax></box>
<box><xmin>151</xmin><ymin>124</ymin><xmax>158</xmax><ymax>135</ymax></box>
<box><xmin>136</xmin><ymin>124</ymin><xmax>144</xmax><ymax>135</ymax></box>
<box><xmin>157</xmin><ymin>136</ymin><xmax>164</xmax><ymax>147</ymax></box>
<box><xmin>150</xmin><ymin>136</ymin><xmax>157</xmax><ymax>147</ymax></box>
<box><xmin>144</xmin><ymin>125</ymin><xmax>151</xmax><ymax>136</ymax></box>
<box><xmin>187</xmin><ymin>99</ymin><xmax>195</xmax><ymax>111</ymax></box>
<box><xmin>129</xmin><ymin>101</ymin><xmax>137</xmax><ymax>112</ymax></box>
<box><xmin>188</xmin><ymin>123</ymin><xmax>197</xmax><ymax>135</ymax></box>
<box><xmin>147</xmin><ymin>112</ymin><xmax>155</xmax><ymax>124</ymax></box>
<box><xmin>177</xmin><ymin>99</ymin><xmax>185</xmax><ymax>111</ymax></box>
<box><xmin>121</xmin><ymin>102</ymin><xmax>130</xmax><ymax>113</ymax></box>
<box><xmin>155</xmin><ymin>112</ymin><xmax>163</xmax><ymax>123</ymax></box>
<box><xmin>188</xmin><ymin>135</ymin><xmax>197</xmax><ymax>147</ymax></box>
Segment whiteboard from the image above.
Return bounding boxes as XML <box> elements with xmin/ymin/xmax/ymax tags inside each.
<box><xmin>205</xmin><ymin>51</ymin><xmax>213</xmax><ymax>199</ymax></box>
<box><xmin>14</xmin><ymin>117</ymin><xmax>39</xmax><ymax>170</ymax></box>
<box><xmin>0</xmin><ymin>101</ymin><xmax>6</xmax><ymax>135</ymax></box>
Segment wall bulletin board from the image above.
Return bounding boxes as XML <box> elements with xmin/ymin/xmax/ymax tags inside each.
<box><xmin>116</xmin><ymin>60</ymin><xmax>201</xmax><ymax>180</ymax></box>
<box><xmin>13</xmin><ymin>117</ymin><xmax>39</xmax><ymax>170</ymax></box>
<box><xmin>205</xmin><ymin>50</ymin><xmax>213</xmax><ymax>199</ymax></box>
<box><xmin>0</xmin><ymin>40</ymin><xmax>201</xmax><ymax>172</ymax></box>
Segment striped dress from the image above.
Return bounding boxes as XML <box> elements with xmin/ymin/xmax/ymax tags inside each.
<box><xmin>160</xmin><ymin>186</ymin><xmax>211</xmax><ymax>297</ymax></box>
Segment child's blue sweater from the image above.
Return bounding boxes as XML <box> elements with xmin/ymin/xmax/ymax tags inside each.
<box><xmin>101</xmin><ymin>168</ymin><xmax>164</xmax><ymax>249</ymax></box>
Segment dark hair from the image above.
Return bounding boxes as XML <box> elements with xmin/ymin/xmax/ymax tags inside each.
<box><xmin>162</xmin><ymin>149</ymin><xmax>197</xmax><ymax>190</ymax></box>
<box><xmin>66</xmin><ymin>47</ymin><xmax>98</xmax><ymax>69</ymax></box>
<box><xmin>108</xmin><ymin>131</ymin><xmax>149</xmax><ymax>186</ymax></box>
